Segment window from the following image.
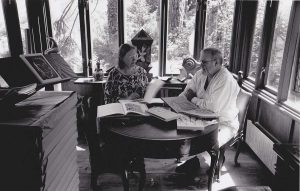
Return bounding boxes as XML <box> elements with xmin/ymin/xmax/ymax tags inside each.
<box><xmin>248</xmin><ymin>0</ymin><xmax>267</xmax><ymax>80</ymax></box>
<box><xmin>266</xmin><ymin>0</ymin><xmax>292</xmax><ymax>91</ymax></box>
<box><xmin>89</xmin><ymin>0</ymin><xmax>119</xmax><ymax>72</ymax></box>
<box><xmin>124</xmin><ymin>0</ymin><xmax>159</xmax><ymax>76</ymax></box>
<box><xmin>16</xmin><ymin>0</ymin><xmax>29</xmax><ymax>54</ymax></box>
<box><xmin>166</xmin><ymin>0</ymin><xmax>197</xmax><ymax>75</ymax></box>
<box><xmin>0</xmin><ymin>1</ymin><xmax>10</xmax><ymax>57</ymax></box>
<box><xmin>48</xmin><ymin>0</ymin><xmax>82</xmax><ymax>73</ymax></box>
<box><xmin>285</xmin><ymin>42</ymin><xmax>300</xmax><ymax>112</ymax></box>
<box><xmin>204</xmin><ymin>0</ymin><xmax>235</xmax><ymax>67</ymax></box>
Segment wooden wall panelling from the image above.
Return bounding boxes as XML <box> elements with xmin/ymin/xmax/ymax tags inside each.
<box><xmin>258</xmin><ymin>99</ymin><xmax>292</xmax><ymax>142</ymax></box>
<box><xmin>292</xmin><ymin>121</ymin><xmax>300</xmax><ymax>144</ymax></box>
<box><xmin>247</xmin><ymin>94</ymin><xmax>259</xmax><ymax>122</ymax></box>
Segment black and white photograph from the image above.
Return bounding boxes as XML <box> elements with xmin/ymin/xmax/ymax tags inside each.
<box><xmin>0</xmin><ymin>0</ymin><xmax>299</xmax><ymax>191</ymax></box>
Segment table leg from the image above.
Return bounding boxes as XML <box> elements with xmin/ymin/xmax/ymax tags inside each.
<box><xmin>121</xmin><ymin>169</ymin><xmax>129</xmax><ymax>191</ymax></box>
<box><xmin>138</xmin><ymin>157</ymin><xmax>146</xmax><ymax>191</ymax></box>
<box><xmin>208</xmin><ymin>145</ymin><xmax>220</xmax><ymax>191</ymax></box>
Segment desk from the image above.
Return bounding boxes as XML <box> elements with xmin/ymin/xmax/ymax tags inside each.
<box><xmin>0</xmin><ymin>91</ymin><xmax>78</xmax><ymax>191</ymax></box>
<box><xmin>74</xmin><ymin>77</ymin><xmax>106</xmax><ymax>105</ymax></box>
<box><xmin>98</xmin><ymin>116</ymin><xmax>219</xmax><ymax>191</ymax></box>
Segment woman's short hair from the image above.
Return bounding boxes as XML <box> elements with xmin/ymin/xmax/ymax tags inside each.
<box><xmin>202</xmin><ymin>47</ymin><xmax>223</xmax><ymax>65</ymax></box>
<box><xmin>118</xmin><ymin>43</ymin><xmax>136</xmax><ymax>69</ymax></box>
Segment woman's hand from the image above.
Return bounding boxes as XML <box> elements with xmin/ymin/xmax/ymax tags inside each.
<box><xmin>127</xmin><ymin>92</ymin><xmax>140</xmax><ymax>100</ymax></box>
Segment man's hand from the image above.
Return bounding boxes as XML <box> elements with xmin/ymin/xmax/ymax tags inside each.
<box><xmin>184</xmin><ymin>89</ymin><xmax>196</xmax><ymax>101</ymax></box>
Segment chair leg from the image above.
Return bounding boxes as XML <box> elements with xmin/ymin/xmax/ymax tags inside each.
<box><xmin>216</xmin><ymin>148</ymin><xmax>225</xmax><ymax>182</ymax></box>
<box><xmin>137</xmin><ymin>157</ymin><xmax>146</xmax><ymax>191</ymax></box>
<box><xmin>90</xmin><ymin>171</ymin><xmax>98</xmax><ymax>189</ymax></box>
<box><xmin>234</xmin><ymin>139</ymin><xmax>242</xmax><ymax>167</ymax></box>
<box><xmin>121</xmin><ymin>169</ymin><xmax>129</xmax><ymax>191</ymax></box>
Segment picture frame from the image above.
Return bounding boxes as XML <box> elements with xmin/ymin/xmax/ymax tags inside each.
<box><xmin>20</xmin><ymin>53</ymin><xmax>61</xmax><ymax>85</ymax></box>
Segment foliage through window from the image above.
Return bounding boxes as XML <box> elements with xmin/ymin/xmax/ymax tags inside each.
<box><xmin>16</xmin><ymin>0</ymin><xmax>29</xmax><ymax>54</ymax></box>
<box><xmin>266</xmin><ymin>0</ymin><xmax>292</xmax><ymax>91</ymax></box>
<box><xmin>0</xmin><ymin>1</ymin><xmax>10</xmax><ymax>58</ymax></box>
<box><xmin>166</xmin><ymin>0</ymin><xmax>197</xmax><ymax>75</ymax></box>
<box><xmin>248</xmin><ymin>0</ymin><xmax>267</xmax><ymax>80</ymax></box>
<box><xmin>204</xmin><ymin>0</ymin><xmax>235</xmax><ymax>67</ymax></box>
<box><xmin>48</xmin><ymin>0</ymin><xmax>82</xmax><ymax>73</ymax></box>
<box><xmin>89</xmin><ymin>0</ymin><xmax>119</xmax><ymax>73</ymax></box>
<box><xmin>124</xmin><ymin>0</ymin><xmax>160</xmax><ymax>76</ymax></box>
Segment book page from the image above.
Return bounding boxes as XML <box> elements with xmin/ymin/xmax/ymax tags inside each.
<box><xmin>143</xmin><ymin>79</ymin><xmax>165</xmax><ymax>103</ymax></box>
<box><xmin>97</xmin><ymin>103</ymin><xmax>125</xmax><ymax>118</ymax></box>
<box><xmin>0</xmin><ymin>75</ymin><xmax>9</xmax><ymax>88</ymax></box>
<box><xmin>17</xmin><ymin>83</ymin><xmax>37</xmax><ymax>95</ymax></box>
<box><xmin>122</xmin><ymin>102</ymin><xmax>148</xmax><ymax>116</ymax></box>
<box><xmin>177</xmin><ymin>114</ymin><xmax>218</xmax><ymax>131</ymax></box>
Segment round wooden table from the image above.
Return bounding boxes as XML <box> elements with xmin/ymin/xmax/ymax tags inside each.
<box><xmin>99</xmin><ymin>116</ymin><xmax>220</xmax><ymax>191</ymax></box>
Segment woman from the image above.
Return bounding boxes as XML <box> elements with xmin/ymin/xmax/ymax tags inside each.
<box><xmin>104</xmin><ymin>43</ymin><xmax>148</xmax><ymax>104</ymax></box>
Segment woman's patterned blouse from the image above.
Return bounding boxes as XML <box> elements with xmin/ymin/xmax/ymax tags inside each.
<box><xmin>104</xmin><ymin>66</ymin><xmax>148</xmax><ymax>104</ymax></box>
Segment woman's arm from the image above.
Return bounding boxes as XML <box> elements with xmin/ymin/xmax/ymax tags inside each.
<box><xmin>104</xmin><ymin>70</ymin><xmax>119</xmax><ymax>104</ymax></box>
<box><xmin>135</xmin><ymin>68</ymin><xmax>148</xmax><ymax>98</ymax></box>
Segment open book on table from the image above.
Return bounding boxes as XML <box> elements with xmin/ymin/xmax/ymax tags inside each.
<box><xmin>97</xmin><ymin>101</ymin><xmax>149</xmax><ymax>118</ymax></box>
<box><xmin>162</xmin><ymin>96</ymin><xmax>219</xmax><ymax>119</ymax></box>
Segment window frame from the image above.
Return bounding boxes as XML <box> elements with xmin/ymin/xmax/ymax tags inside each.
<box><xmin>277</xmin><ymin>1</ymin><xmax>300</xmax><ymax>105</ymax></box>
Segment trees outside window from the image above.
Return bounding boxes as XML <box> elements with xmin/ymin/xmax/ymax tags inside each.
<box><xmin>124</xmin><ymin>0</ymin><xmax>159</xmax><ymax>76</ymax></box>
<box><xmin>16</xmin><ymin>0</ymin><xmax>29</xmax><ymax>54</ymax></box>
<box><xmin>266</xmin><ymin>0</ymin><xmax>292</xmax><ymax>91</ymax></box>
<box><xmin>166</xmin><ymin>0</ymin><xmax>197</xmax><ymax>75</ymax></box>
<box><xmin>0</xmin><ymin>1</ymin><xmax>10</xmax><ymax>58</ymax></box>
<box><xmin>48</xmin><ymin>0</ymin><xmax>82</xmax><ymax>73</ymax></box>
<box><xmin>248</xmin><ymin>0</ymin><xmax>267</xmax><ymax>80</ymax></box>
<box><xmin>204</xmin><ymin>0</ymin><xmax>235</xmax><ymax>67</ymax></box>
<box><xmin>89</xmin><ymin>0</ymin><xmax>119</xmax><ymax>72</ymax></box>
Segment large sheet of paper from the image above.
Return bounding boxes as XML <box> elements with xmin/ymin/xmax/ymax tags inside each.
<box><xmin>162</xmin><ymin>96</ymin><xmax>219</xmax><ymax>119</ymax></box>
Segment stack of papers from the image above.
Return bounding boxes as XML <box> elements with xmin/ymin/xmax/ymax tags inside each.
<box><xmin>177</xmin><ymin>114</ymin><xmax>218</xmax><ymax>131</ymax></box>
<box><xmin>147</xmin><ymin>107</ymin><xmax>179</xmax><ymax>122</ymax></box>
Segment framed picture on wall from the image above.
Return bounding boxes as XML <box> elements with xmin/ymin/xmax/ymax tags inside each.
<box><xmin>20</xmin><ymin>53</ymin><xmax>61</xmax><ymax>85</ymax></box>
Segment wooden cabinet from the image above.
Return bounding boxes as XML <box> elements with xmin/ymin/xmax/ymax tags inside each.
<box><xmin>273</xmin><ymin>144</ymin><xmax>299</xmax><ymax>191</ymax></box>
<box><xmin>0</xmin><ymin>91</ymin><xmax>78</xmax><ymax>191</ymax></box>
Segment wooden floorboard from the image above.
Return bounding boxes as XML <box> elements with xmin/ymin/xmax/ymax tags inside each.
<box><xmin>76</xmin><ymin>144</ymin><xmax>272</xmax><ymax>191</ymax></box>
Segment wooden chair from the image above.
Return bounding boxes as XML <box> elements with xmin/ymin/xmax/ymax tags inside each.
<box><xmin>81</xmin><ymin>97</ymin><xmax>130</xmax><ymax>191</ymax></box>
<box><xmin>215</xmin><ymin>88</ymin><xmax>252</xmax><ymax>181</ymax></box>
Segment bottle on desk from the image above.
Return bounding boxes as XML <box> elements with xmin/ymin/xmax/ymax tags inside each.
<box><xmin>93</xmin><ymin>61</ymin><xmax>104</xmax><ymax>81</ymax></box>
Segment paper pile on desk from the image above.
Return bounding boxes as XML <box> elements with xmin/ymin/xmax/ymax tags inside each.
<box><xmin>177</xmin><ymin>114</ymin><xmax>218</xmax><ymax>131</ymax></box>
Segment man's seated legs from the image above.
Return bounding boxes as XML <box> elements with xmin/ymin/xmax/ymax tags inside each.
<box><xmin>175</xmin><ymin>125</ymin><xmax>237</xmax><ymax>177</ymax></box>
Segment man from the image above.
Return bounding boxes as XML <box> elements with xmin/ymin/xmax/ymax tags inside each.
<box><xmin>176</xmin><ymin>47</ymin><xmax>240</xmax><ymax>175</ymax></box>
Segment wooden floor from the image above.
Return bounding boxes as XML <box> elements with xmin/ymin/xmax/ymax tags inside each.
<box><xmin>76</xmin><ymin>144</ymin><xmax>273</xmax><ymax>191</ymax></box>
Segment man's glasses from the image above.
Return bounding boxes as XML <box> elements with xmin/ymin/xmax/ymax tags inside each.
<box><xmin>200</xmin><ymin>59</ymin><xmax>216</xmax><ymax>66</ymax></box>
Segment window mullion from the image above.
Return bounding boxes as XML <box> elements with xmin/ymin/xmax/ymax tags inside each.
<box><xmin>193</xmin><ymin>0</ymin><xmax>206</xmax><ymax>61</ymax></box>
<box><xmin>2</xmin><ymin>0</ymin><xmax>23</xmax><ymax>56</ymax></box>
<box><xmin>78</xmin><ymin>0</ymin><xmax>89</xmax><ymax>76</ymax></box>
<box><xmin>118</xmin><ymin>0</ymin><xmax>124</xmax><ymax>46</ymax></box>
<box><xmin>159</xmin><ymin>0</ymin><xmax>168</xmax><ymax>76</ymax></box>
<box><xmin>254</xmin><ymin>1</ymin><xmax>278</xmax><ymax>90</ymax></box>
